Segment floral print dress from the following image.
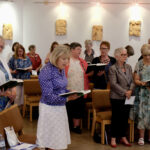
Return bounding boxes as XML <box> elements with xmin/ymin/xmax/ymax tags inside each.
<box><xmin>134</xmin><ymin>60</ymin><xmax>150</xmax><ymax>129</ymax></box>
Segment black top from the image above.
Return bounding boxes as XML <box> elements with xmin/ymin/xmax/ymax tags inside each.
<box><xmin>92</xmin><ymin>56</ymin><xmax>116</xmax><ymax>89</ymax></box>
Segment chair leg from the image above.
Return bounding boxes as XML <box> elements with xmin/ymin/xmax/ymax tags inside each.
<box><xmin>23</xmin><ymin>104</ymin><xmax>26</xmax><ymax>117</ymax></box>
<box><xmin>30</xmin><ymin>105</ymin><xmax>32</xmax><ymax>122</ymax></box>
<box><xmin>101</xmin><ymin>122</ymin><xmax>105</xmax><ymax>144</ymax></box>
<box><xmin>91</xmin><ymin>118</ymin><xmax>96</xmax><ymax>136</ymax></box>
<box><xmin>88</xmin><ymin>109</ymin><xmax>91</xmax><ymax>130</ymax></box>
<box><xmin>132</xmin><ymin>121</ymin><xmax>134</xmax><ymax>142</ymax></box>
<box><xmin>129</xmin><ymin>122</ymin><xmax>132</xmax><ymax>142</ymax></box>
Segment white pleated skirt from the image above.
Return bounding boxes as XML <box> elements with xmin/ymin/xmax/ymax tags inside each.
<box><xmin>36</xmin><ymin>103</ymin><xmax>71</xmax><ymax>150</ymax></box>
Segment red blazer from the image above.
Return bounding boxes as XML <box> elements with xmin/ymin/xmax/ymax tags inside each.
<box><xmin>65</xmin><ymin>58</ymin><xmax>89</xmax><ymax>97</ymax></box>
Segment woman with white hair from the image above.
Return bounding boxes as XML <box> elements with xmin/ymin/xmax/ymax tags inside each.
<box><xmin>36</xmin><ymin>45</ymin><xmax>79</xmax><ymax>150</ymax></box>
<box><xmin>108</xmin><ymin>47</ymin><xmax>134</xmax><ymax>147</ymax></box>
<box><xmin>0</xmin><ymin>36</ymin><xmax>16</xmax><ymax>111</ymax></box>
<box><xmin>134</xmin><ymin>44</ymin><xmax>150</xmax><ymax>145</ymax></box>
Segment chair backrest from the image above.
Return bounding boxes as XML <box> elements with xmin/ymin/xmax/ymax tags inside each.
<box><xmin>24</xmin><ymin>79</ymin><xmax>41</xmax><ymax>95</ymax></box>
<box><xmin>87</xmin><ymin>83</ymin><xmax>94</xmax><ymax>99</ymax></box>
<box><xmin>30</xmin><ymin>75</ymin><xmax>38</xmax><ymax>79</ymax></box>
<box><xmin>0</xmin><ymin>104</ymin><xmax>23</xmax><ymax>138</ymax></box>
<box><xmin>92</xmin><ymin>89</ymin><xmax>111</xmax><ymax>110</ymax></box>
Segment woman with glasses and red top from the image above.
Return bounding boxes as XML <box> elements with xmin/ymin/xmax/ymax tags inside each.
<box><xmin>91</xmin><ymin>41</ymin><xmax>116</xmax><ymax>89</ymax></box>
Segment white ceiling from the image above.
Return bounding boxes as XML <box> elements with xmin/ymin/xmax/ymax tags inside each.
<box><xmin>33</xmin><ymin>0</ymin><xmax>150</xmax><ymax>4</ymax></box>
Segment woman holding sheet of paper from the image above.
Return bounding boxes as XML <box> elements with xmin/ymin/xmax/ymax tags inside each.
<box><xmin>36</xmin><ymin>45</ymin><xmax>79</xmax><ymax>150</ymax></box>
<box><xmin>108</xmin><ymin>47</ymin><xmax>134</xmax><ymax>147</ymax></box>
<box><xmin>134</xmin><ymin>44</ymin><xmax>150</xmax><ymax>145</ymax></box>
<box><xmin>0</xmin><ymin>36</ymin><xmax>16</xmax><ymax>112</ymax></box>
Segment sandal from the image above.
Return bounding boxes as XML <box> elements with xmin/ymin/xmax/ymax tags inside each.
<box><xmin>138</xmin><ymin>138</ymin><xmax>144</xmax><ymax>146</ymax></box>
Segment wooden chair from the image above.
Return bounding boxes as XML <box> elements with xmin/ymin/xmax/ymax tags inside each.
<box><xmin>0</xmin><ymin>105</ymin><xmax>36</xmax><ymax>148</ymax></box>
<box><xmin>91</xmin><ymin>89</ymin><xmax>134</xmax><ymax>144</ymax></box>
<box><xmin>23</xmin><ymin>79</ymin><xmax>41</xmax><ymax>122</ymax></box>
<box><xmin>30</xmin><ymin>75</ymin><xmax>38</xmax><ymax>79</ymax></box>
<box><xmin>86</xmin><ymin>83</ymin><xmax>94</xmax><ymax>130</ymax></box>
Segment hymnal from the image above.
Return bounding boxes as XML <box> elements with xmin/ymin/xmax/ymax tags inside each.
<box><xmin>59</xmin><ymin>90</ymin><xmax>91</xmax><ymax>97</ymax></box>
<box><xmin>0</xmin><ymin>79</ymin><xmax>23</xmax><ymax>91</ymax></box>
<box><xmin>143</xmin><ymin>79</ymin><xmax>150</xmax><ymax>87</ymax></box>
<box><xmin>86</xmin><ymin>63</ymin><xmax>106</xmax><ymax>74</ymax></box>
<box><xmin>16</xmin><ymin>68</ymin><xmax>28</xmax><ymax>72</ymax></box>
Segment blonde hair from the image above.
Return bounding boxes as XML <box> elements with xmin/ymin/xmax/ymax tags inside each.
<box><xmin>141</xmin><ymin>44</ymin><xmax>150</xmax><ymax>55</ymax></box>
<box><xmin>50</xmin><ymin>44</ymin><xmax>70</xmax><ymax>67</ymax></box>
<box><xmin>114</xmin><ymin>47</ymin><xmax>127</xmax><ymax>58</ymax></box>
<box><xmin>85</xmin><ymin>40</ymin><xmax>92</xmax><ymax>46</ymax></box>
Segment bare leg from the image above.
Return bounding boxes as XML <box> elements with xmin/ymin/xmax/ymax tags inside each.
<box><xmin>111</xmin><ymin>138</ymin><xmax>116</xmax><ymax>145</ymax></box>
<box><xmin>73</xmin><ymin>118</ymin><xmax>80</xmax><ymax>127</ymax></box>
<box><xmin>121</xmin><ymin>137</ymin><xmax>130</xmax><ymax>144</ymax></box>
<box><xmin>139</xmin><ymin>129</ymin><xmax>145</xmax><ymax>138</ymax></box>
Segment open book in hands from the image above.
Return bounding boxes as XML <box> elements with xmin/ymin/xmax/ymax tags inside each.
<box><xmin>86</xmin><ymin>63</ymin><xmax>107</xmax><ymax>74</ymax></box>
<box><xmin>59</xmin><ymin>90</ymin><xmax>91</xmax><ymax>97</ymax></box>
<box><xmin>142</xmin><ymin>79</ymin><xmax>150</xmax><ymax>87</ymax></box>
<box><xmin>0</xmin><ymin>79</ymin><xmax>23</xmax><ymax>91</ymax></box>
<box><xmin>16</xmin><ymin>68</ymin><xmax>29</xmax><ymax>72</ymax></box>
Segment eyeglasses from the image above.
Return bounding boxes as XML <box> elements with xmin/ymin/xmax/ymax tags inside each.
<box><xmin>121</xmin><ymin>54</ymin><xmax>127</xmax><ymax>57</ymax></box>
<box><xmin>100</xmin><ymin>47</ymin><xmax>109</xmax><ymax>50</ymax></box>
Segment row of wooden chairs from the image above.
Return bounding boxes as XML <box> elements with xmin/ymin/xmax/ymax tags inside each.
<box><xmin>22</xmin><ymin>79</ymin><xmax>134</xmax><ymax>144</ymax></box>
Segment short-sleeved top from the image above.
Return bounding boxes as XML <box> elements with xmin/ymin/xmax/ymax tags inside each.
<box><xmin>67</xmin><ymin>58</ymin><xmax>84</xmax><ymax>91</ymax></box>
<box><xmin>92</xmin><ymin>56</ymin><xmax>116</xmax><ymax>89</ymax></box>
<box><xmin>27</xmin><ymin>53</ymin><xmax>41</xmax><ymax>70</ymax></box>
<box><xmin>8</xmin><ymin>56</ymin><xmax>32</xmax><ymax>79</ymax></box>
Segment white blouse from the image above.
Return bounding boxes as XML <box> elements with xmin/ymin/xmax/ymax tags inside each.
<box><xmin>0</xmin><ymin>54</ymin><xmax>12</xmax><ymax>86</ymax></box>
<box><xmin>67</xmin><ymin>58</ymin><xmax>84</xmax><ymax>91</ymax></box>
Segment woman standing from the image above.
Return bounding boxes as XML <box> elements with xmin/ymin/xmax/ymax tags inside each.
<box><xmin>0</xmin><ymin>36</ymin><xmax>16</xmax><ymax>111</ymax></box>
<box><xmin>66</xmin><ymin>42</ymin><xmax>89</xmax><ymax>134</ymax></box>
<box><xmin>8</xmin><ymin>44</ymin><xmax>32</xmax><ymax>107</ymax></box>
<box><xmin>84</xmin><ymin>40</ymin><xmax>94</xmax><ymax>63</ymax></box>
<box><xmin>109</xmin><ymin>47</ymin><xmax>134</xmax><ymax>147</ymax></box>
<box><xmin>134</xmin><ymin>44</ymin><xmax>150</xmax><ymax>145</ymax></box>
<box><xmin>45</xmin><ymin>41</ymin><xmax>58</xmax><ymax>64</ymax></box>
<box><xmin>92</xmin><ymin>41</ymin><xmax>116</xmax><ymax>89</ymax></box>
<box><xmin>27</xmin><ymin>45</ymin><xmax>42</xmax><ymax>75</ymax></box>
<box><xmin>36</xmin><ymin>45</ymin><xmax>79</xmax><ymax>150</ymax></box>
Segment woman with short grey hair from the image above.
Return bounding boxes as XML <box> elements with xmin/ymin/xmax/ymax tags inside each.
<box><xmin>84</xmin><ymin>40</ymin><xmax>94</xmax><ymax>63</ymax></box>
<box><xmin>109</xmin><ymin>47</ymin><xmax>134</xmax><ymax>147</ymax></box>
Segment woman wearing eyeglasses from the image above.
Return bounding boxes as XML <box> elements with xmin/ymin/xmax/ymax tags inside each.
<box><xmin>91</xmin><ymin>41</ymin><xmax>116</xmax><ymax>89</ymax></box>
<box><xmin>134</xmin><ymin>44</ymin><xmax>150</xmax><ymax>145</ymax></box>
<box><xmin>109</xmin><ymin>47</ymin><xmax>134</xmax><ymax>147</ymax></box>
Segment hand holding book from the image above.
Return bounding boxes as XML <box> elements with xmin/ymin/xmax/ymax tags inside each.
<box><xmin>67</xmin><ymin>94</ymin><xmax>80</xmax><ymax>101</ymax></box>
<box><xmin>59</xmin><ymin>90</ymin><xmax>91</xmax><ymax>97</ymax></box>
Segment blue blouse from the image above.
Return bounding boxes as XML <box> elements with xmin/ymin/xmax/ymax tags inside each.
<box><xmin>39</xmin><ymin>62</ymin><xmax>69</xmax><ymax>106</ymax></box>
<box><xmin>8</xmin><ymin>56</ymin><xmax>32</xmax><ymax>79</ymax></box>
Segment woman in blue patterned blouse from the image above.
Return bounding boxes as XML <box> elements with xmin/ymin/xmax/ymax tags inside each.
<box><xmin>36</xmin><ymin>45</ymin><xmax>79</xmax><ymax>150</ymax></box>
<box><xmin>0</xmin><ymin>36</ymin><xmax>16</xmax><ymax>112</ymax></box>
<box><xmin>8</xmin><ymin>44</ymin><xmax>32</xmax><ymax>109</ymax></box>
